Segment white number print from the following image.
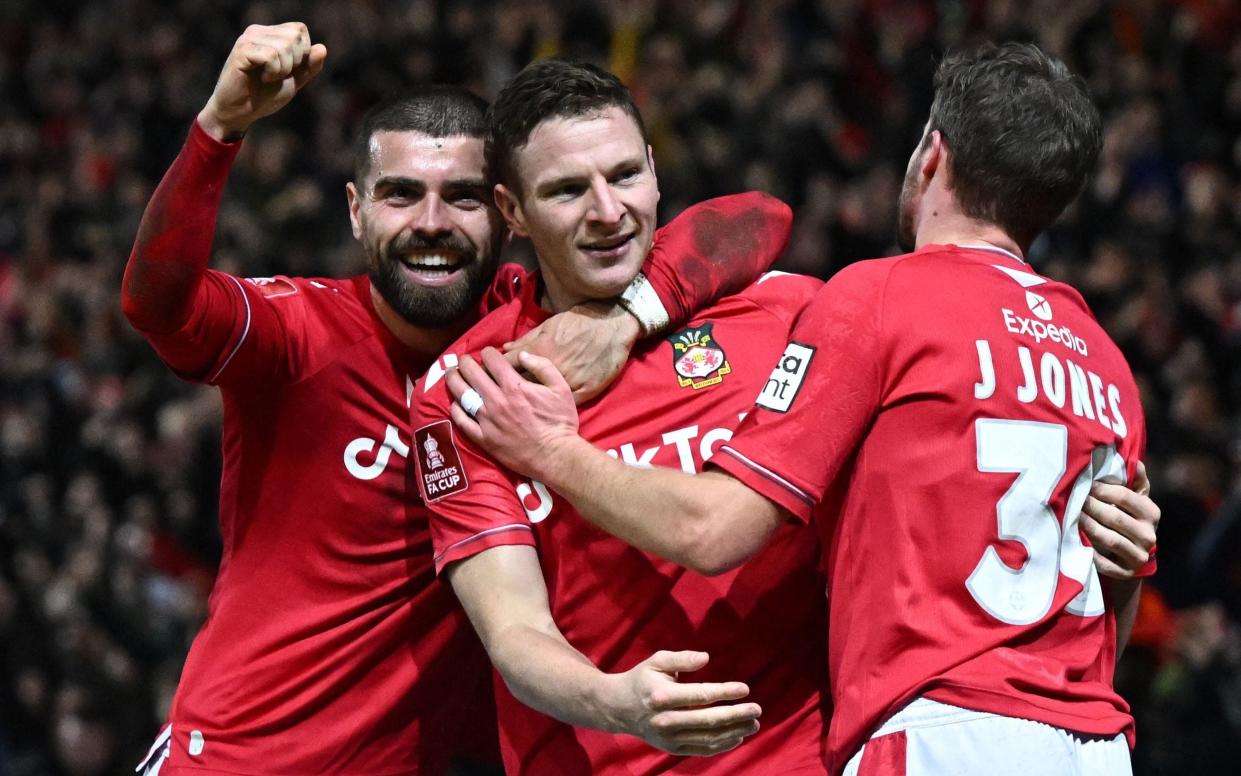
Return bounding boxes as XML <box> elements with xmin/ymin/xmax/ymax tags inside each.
<box><xmin>967</xmin><ymin>418</ymin><xmax>1126</xmax><ymax>625</ymax></box>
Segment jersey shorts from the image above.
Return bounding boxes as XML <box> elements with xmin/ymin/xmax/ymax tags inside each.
<box><xmin>841</xmin><ymin>698</ymin><xmax>1131</xmax><ymax>776</ymax></box>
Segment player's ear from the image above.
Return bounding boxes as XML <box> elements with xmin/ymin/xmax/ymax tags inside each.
<box><xmin>346</xmin><ymin>181</ymin><xmax>363</xmax><ymax>240</ymax></box>
<box><xmin>921</xmin><ymin>131</ymin><xmax>943</xmax><ymax>184</ymax></box>
<box><xmin>494</xmin><ymin>183</ymin><xmax>529</xmax><ymax>238</ymax></box>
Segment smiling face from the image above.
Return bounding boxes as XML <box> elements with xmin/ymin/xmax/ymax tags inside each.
<box><xmin>495</xmin><ymin>107</ymin><xmax>659</xmax><ymax>312</ymax></box>
<box><xmin>347</xmin><ymin>130</ymin><xmax>503</xmax><ymax>327</ymax></box>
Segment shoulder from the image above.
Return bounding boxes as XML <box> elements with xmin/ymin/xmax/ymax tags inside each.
<box><xmin>744</xmin><ymin>270</ymin><xmax>823</xmax><ymax>302</ymax></box>
<box><xmin>227</xmin><ymin>273</ymin><xmax>377</xmax><ymax>364</ymax></box>
<box><xmin>816</xmin><ymin>256</ymin><xmax>907</xmax><ymax>304</ymax></box>
<box><xmin>239</xmin><ymin>274</ymin><xmax>370</xmax><ymax>323</ymax></box>
<box><xmin>415</xmin><ymin>300</ymin><xmax>529</xmax><ymax>411</ymax></box>
<box><xmin>695</xmin><ymin>271</ymin><xmax>823</xmax><ymax>325</ymax></box>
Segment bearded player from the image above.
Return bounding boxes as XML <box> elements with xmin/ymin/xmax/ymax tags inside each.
<box><xmin>122</xmin><ymin>22</ymin><xmax>795</xmax><ymax>775</ymax></box>
<box><xmin>451</xmin><ymin>43</ymin><xmax>1162</xmax><ymax>776</ymax></box>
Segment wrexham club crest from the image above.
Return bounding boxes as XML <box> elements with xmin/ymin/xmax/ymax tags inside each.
<box><xmin>667</xmin><ymin>323</ymin><xmax>731</xmax><ymax>390</ymax></box>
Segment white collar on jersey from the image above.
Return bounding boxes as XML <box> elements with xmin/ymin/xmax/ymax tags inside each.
<box><xmin>957</xmin><ymin>243</ymin><xmax>1025</xmax><ymax>265</ymax></box>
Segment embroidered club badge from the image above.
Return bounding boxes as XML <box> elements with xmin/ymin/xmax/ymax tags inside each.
<box><xmin>667</xmin><ymin>322</ymin><xmax>731</xmax><ymax>390</ymax></box>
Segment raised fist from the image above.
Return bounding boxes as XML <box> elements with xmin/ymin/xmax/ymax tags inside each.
<box><xmin>197</xmin><ymin>22</ymin><xmax>327</xmax><ymax>142</ymax></box>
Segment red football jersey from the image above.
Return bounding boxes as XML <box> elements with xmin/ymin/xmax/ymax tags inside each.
<box><xmin>712</xmin><ymin>245</ymin><xmax>1151</xmax><ymax>774</ymax></box>
<box><xmin>414</xmin><ymin>271</ymin><xmax>831</xmax><ymax>775</ymax></box>
<box><xmin>138</xmin><ymin>271</ymin><xmax>522</xmax><ymax>774</ymax></box>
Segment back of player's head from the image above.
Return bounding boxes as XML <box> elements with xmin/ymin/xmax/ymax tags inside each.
<box><xmin>486</xmin><ymin>59</ymin><xmax>646</xmax><ymax>196</ymax></box>
<box><xmin>927</xmin><ymin>42</ymin><xmax>1102</xmax><ymax>246</ymax></box>
<box><xmin>353</xmin><ymin>86</ymin><xmax>489</xmax><ymax>183</ymax></box>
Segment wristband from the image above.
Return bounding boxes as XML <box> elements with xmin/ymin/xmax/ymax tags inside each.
<box><xmin>617</xmin><ymin>272</ymin><xmax>670</xmax><ymax>336</ymax></box>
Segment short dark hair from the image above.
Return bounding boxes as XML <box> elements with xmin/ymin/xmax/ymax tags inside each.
<box><xmin>486</xmin><ymin>59</ymin><xmax>646</xmax><ymax>195</ymax></box>
<box><xmin>353</xmin><ymin>86</ymin><xmax>489</xmax><ymax>184</ymax></box>
<box><xmin>927</xmin><ymin>42</ymin><xmax>1102</xmax><ymax>246</ymax></box>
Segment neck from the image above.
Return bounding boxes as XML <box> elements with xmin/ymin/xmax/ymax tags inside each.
<box><xmin>369</xmin><ymin>287</ymin><xmax>476</xmax><ymax>353</ymax></box>
<box><xmin>537</xmin><ymin>269</ymin><xmax>581</xmax><ymax>314</ymax></box>
<box><xmin>915</xmin><ymin>203</ymin><xmax>1024</xmax><ymax>260</ymax></box>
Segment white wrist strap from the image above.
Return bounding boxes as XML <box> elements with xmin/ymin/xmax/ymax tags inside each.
<box><xmin>618</xmin><ymin>272</ymin><xmax>670</xmax><ymax>336</ymax></box>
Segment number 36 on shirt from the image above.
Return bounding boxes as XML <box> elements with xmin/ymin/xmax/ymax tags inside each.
<box><xmin>967</xmin><ymin>418</ymin><xmax>1127</xmax><ymax>626</ymax></box>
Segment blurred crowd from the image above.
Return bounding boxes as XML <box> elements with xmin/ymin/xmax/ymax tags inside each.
<box><xmin>0</xmin><ymin>0</ymin><xmax>1238</xmax><ymax>773</ymax></box>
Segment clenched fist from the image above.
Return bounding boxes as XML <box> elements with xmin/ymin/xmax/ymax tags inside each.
<box><xmin>197</xmin><ymin>22</ymin><xmax>327</xmax><ymax>142</ymax></box>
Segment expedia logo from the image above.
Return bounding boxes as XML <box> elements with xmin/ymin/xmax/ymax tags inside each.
<box><xmin>756</xmin><ymin>342</ymin><xmax>815</xmax><ymax>413</ymax></box>
<box><xmin>1001</xmin><ymin>309</ymin><xmax>1088</xmax><ymax>356</ymax></box>
<box><xmin>1025</xmin><ymin>290</ymin><xmax>1053</xmax><ymax>321</ymax></box>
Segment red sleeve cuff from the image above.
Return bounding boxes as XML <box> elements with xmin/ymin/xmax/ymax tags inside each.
<box><xmin>710</xmin><ymin>446</ymin><xmax>815</xmax><ymax>524</ymax></box>
<box><xmin>188</xmin><ymin>118</ymin><xmax>247</xmax><ymax>157</ymax></box>
<box><xmin>1134</xmin><ymin>552</ymin><xmax>1157</xmax><ymax>579</ymax></box>
<box><xmin>434</xmin><ymin>524</ymin><xmax>537</xmax><ymax>574</ymax></box>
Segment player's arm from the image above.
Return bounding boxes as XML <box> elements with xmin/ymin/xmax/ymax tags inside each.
<box><xmin>501</xmin><ymin>300</ymin><xmax>641</xmax><ymax>404</ymax></box>
<box><xmin>1080</xmin><ymin>461</ymin><xmax>1159</xmax><ymax>656</ymax></box>
<box><xmin>120</xmin><ymin>23</ymin><xmax>325</xmax><ymax>369</ymax></box>
<box><xmin>454</xmin><ymin>267</ymin><xmax>888</xmax><ymax>573</ymax></box>
<box><xmin>502</xmin><ymin>192</ymin><xmax>794</xmax><ymax>403</ymax></box>
<box><xmin>632</xmin><ymin>191</ymin><xmax>794</xmax><ymax>332</ymax></box>
<box><xmin>446</xmin><ymin>545</ymin><xmax>762</xmax><ymax>755</ymax></box>
<box><xmin>448</xmin><ymin>348</ymin><xmax>784</xmax><ymax>575</ymax></box>
<box><xmin>1109</xmin><ymin>578</ymin><xmax>1142</xmax><ymax>660</ymax></box>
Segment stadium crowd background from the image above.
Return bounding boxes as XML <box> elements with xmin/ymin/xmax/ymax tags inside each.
<box><xmin>0</xmin><ymin>0</ymin><xmax>1238</xmax><ymax>773</ymax></box>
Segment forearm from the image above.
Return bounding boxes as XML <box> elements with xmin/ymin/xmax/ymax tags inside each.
<box><xmin>448</xmin><ymin>546</ymin><xmax>630</xmax><ymax>734</ymax></box>
<box><xmin>121</xmin><ymin>120</ymin><xmax>240</xmax><ymax>333</ymax></box>
<box><xmin>540</xmin><ymin>437</ymin><xmax>766</xmax><ymax>574</ymax></box>
<box><xmin>1110</xmin><ymin>578</ymin><xmax>1142</xmax><ymax>661</ymax></box>
<box><xmin>487</xmin><ymin>621</ymin><xmax>627</xmax><ymax>733</ymax></box>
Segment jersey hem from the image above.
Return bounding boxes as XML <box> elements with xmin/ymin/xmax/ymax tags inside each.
<box><xmin>919</xmin><ymin>684</ymin><xmax>1134</xmax><ymax>742</ymax></box>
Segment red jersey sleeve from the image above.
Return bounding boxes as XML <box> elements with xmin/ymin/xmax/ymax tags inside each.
<box><xmin>711</xmin><ymin>261</ymin><xmax>891</xmax><ymax>522</ymax></box>
<box><xmin>412</xmin><ymin>371</ymin><xmax>536</xmax><ymax>572</ymax></box>
<box><xmin>122</xmin><ymin>121</ymin><xmax>242</xmax><ymax>377</ymax></box>
<box><xmin>641</xmin><ymin>192</ymin><xmax>793</xmax><ymax>328</ymax></box>
<box><xmin>139</xmin><ymin>274</ymin><xmax>361</xmax><ymax>387</ymax></box>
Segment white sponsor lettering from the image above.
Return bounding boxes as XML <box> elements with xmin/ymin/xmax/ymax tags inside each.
<box><xmin>424</xmin><ymin>469</ymin><xmax>462</xmax><ymax>496</ymax></box>
<box><xmin>344</xmin><ymin>424</ymin><xmax>410</xmax><ymax>480</ymax></box>
<box><xmin>517</xmin><ymin>480</ymin><xmax>554</xmax><ymax>522</ymax></box>
<box><xmin>1001</xmin><ymin>308</ymin><xmax>1089</xmax><ymax>356</ymax></box>
<box><xmin>756</xmin><ymin>342</ymin><xmax>815</xmax><ymax>413</ymax></box>
<box><xmin>515</xmin><ymin>416</ymin><xmax>746</xmax><ymax>523</ymax></box>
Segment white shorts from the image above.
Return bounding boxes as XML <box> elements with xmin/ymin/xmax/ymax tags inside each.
<box><xmin>136</xmin><ymin>725</ymin><xmax>171</xmax><ymax>776</ymax></box>
<box><xmin>842</xmin><ymin>698</ymin><xmax>1132</xmax><ymax>776</ymax></box>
